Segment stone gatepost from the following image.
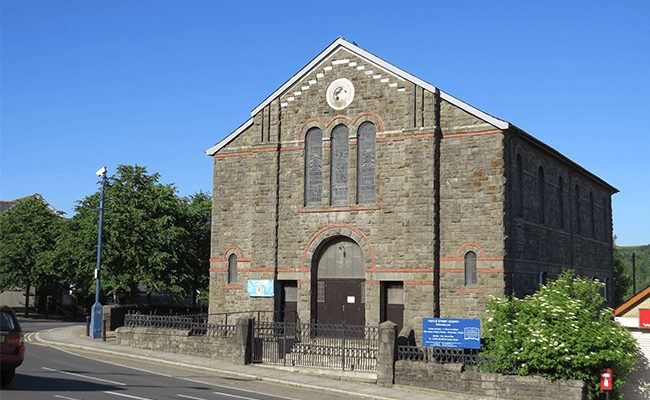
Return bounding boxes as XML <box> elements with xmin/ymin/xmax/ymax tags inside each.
<box><xmin>377</xmin><ymin>321</ymin><xmax>398</xmax><ymax>387</ymax></box>
<box><xmin>232</xmin><ymin>317</ymin><xmax>251</xmax><ymax>365</ymax></box>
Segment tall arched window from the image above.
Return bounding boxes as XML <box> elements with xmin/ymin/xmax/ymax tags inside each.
<box><xmin>538</xmin><ymin>166</ymin><xmax>545</xmax><ymax>223</ymax></box>
<box><xmin>228</xmin><ymin>254</ymin><xmax>237</xmax><ymax>284</ymax></box>
<box><xmin>602</xmin><ymin>199</ymin><xmax>608</xmax><ymax>238</ymax></box>
<box><xmin>464</xmin><ymin>251</ymin><xmax>477</xmax><ymax>286</ymax></box>
<box><xmin>575</xmin><ymin>185</ymin><xmax>581</xmax><ymax>234</ymax></box>
<box><xmin>558</xmin><ymin>177</ymin><xmax>564</xmax><ymax>229</ymax></box>
<box><xmin>330</xmin><ymin>124</ymin><xmax>349</xmax><ymax>205</ymax></box>
<box><xmin>516</xmin><ymin>155</ymin><xmax>523</xmax><ymax>216</ymax></box>
<box><xmin>590</xmin><ymin>192</ymin><xmax>595</xmax><ymax>238</ymax></box>
<box><xmin>357</xmin><ymin>122</ymin><xmax>376</xmax><ymax>204</ymax></box>
<box><xmin>305</xmin><ymin>127</ymin><xmax>323</xmax><ymax>206</ymax></box>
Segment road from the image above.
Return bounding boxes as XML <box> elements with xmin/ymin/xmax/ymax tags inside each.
<box><xmin>2</xmin><ymin>321</ymin><xmax>351</xmax><ymax>400</ymax></box>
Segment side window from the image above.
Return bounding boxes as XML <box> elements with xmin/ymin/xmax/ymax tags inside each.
<box><xmin>464</xmin><ymin>251</ymin><xmax>477</xmax><ymax>286</ymax></box>
<box><xmin>558</xmin><ymin>177</ymin><xmax>564</xmax><ymax>229</ymax></box>
<box><xmin>590</xmin><ymin>192</ymin><xmax>595</xmax><ymax>238</ymax></box>
<box><xmin>357</xmin><ymin>122</ymin><xmax>376</xmax><ymax>204</ymax></box>
<box><xmin>305</xmin><ymin>128</ymin><xmax>323</xmax><ymax>206</ymax></box>
<box><xmin>602</xmin><ymin>199</ymin><xmax>608</xmax><ymax>238</ymax></box>
<box><xmin>228</xmin><ymin>254</ymin><xmax>237</xmax><ymax>284</ymax></box>
<box><xmin>575</xmin><ymin>185</ymin><xmax>581</xmax><ymax>234</ymax></box>
<box><xmin>538</xmin><ymin>166</ymin><xmax>545</xmax><ymax>223</ymax></box>
<box><xmin>516</xmin><ymin>155</ymin><xmax>523</xmax><ymax>216</ymax></box>
<box><xmin>330</xmin><ymin>124</ymin><xmax>349</xmax><ymax>205</ymax></box>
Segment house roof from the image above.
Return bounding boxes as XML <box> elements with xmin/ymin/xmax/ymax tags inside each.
<box><xmin>205</xmin><ymin>37</ymin><xmax>509</xmax><ymax>156</ymax></box>
<box><xmin>614</xmin><ymin>284</ymin><xmax>650</xmax><ymax>317</ymax></box>
<box><xmin>0</xmin><ymin>194</ymin><xmax>61</xmax><ymax>215</ymax></box>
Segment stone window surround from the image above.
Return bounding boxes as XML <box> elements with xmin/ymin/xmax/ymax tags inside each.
<box><xmin>301</xmin><ymin>115</ymin><xmax>380</xmax><ymax>209</ymax></box>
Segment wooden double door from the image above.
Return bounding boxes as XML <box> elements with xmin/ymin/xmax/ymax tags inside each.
<box><xmin>312</xmin><ymin>237</ymin><xmax>365</xmax><ymax>326</ymax></box>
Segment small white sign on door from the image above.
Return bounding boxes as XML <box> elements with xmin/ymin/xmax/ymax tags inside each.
<box><xmin>347</xmin><ymin>296</ymin><xmax>356</xmax><ymax>303</ymax></box>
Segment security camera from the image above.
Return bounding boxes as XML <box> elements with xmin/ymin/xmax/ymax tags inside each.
<box><xmin>96</xmin><ymin>167</ymin><xmax>107</xmax><ymax>178</ymax></box>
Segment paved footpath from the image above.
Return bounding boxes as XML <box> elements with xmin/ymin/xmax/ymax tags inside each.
<box><xmin>31</xmin><ymin>324</ymin><xmax>482</xmax><ymax>400</ymax></box>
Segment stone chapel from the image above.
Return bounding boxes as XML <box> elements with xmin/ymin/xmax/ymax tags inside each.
<box><xmin>206</xmin><ymin>38</ymin><xmax>616</xmax><ymax>338</ymax></box>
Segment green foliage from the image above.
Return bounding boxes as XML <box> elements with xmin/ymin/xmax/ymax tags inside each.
<box><xmin>0</xmin><ymin>196</ymin><xmax>64</xmax><ymax>314</ymax></box>
<box><xmin>483</xmin><ymin>270</ymin><xmax>638</xmax><ymax>400</ymax></box>
<box><xmin>613</xmin><ymin>245</ymin><xmax>632</xmax><ymax>307</ymax></box>
<box><xmin>617</xmin><ymin>244</ymin><xmax>650</xmax><ymax>302</ymax></box>
<box><xmin>55</xmin><ymin>165</ymin><xmax>211</xmax><ymax>303</ymax></box>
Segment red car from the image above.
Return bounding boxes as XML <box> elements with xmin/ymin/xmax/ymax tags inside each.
<box><xmin>0</xmin><ymin>306</ymin><xmax>24</xmax><ymax>386</ymax></box>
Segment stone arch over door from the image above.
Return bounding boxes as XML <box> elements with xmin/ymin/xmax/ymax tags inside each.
<box><xmin>309</xmin><ymin>234</ymin><xmax>367</xmax><ymax>326</ymax></box>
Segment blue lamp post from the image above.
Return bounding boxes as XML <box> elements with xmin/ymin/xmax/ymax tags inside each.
<box><xmin>91</xmin><ymin>166</ymin><xmax>107</xmax><ymax>339</ymax></box>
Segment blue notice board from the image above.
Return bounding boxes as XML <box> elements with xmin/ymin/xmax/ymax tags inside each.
<box><xmin>247</xmin><ymin>280</ymin><xmax>274</xmax><ymax>297</ymax></box>
<box><xmin>422</xmin><ymin>318</ymin><xmax>481</xmax><ymax>349</ymax></box>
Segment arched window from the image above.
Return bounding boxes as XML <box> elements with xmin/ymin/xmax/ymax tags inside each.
<box><xmin>590</xmin><ymin>192</ymin><xmax>595</xmax><ymax>238</ymax></box>
<box><xmin>357</xmin><ymin>122</ymin><xmax>376</xmax><ymax>204</ymax></box>
<box><xmin>538</xmin><ymin>166</ymin><xmax>545</xmax><ymax>223</ymax></box>
<box><xmin>539</xmin><ymin>271</ymin><xmax>547</xmax><ymax>287</ymax></box>
<box><xmin>558</xmin><ymin>177</ymin><xmax>564</xmax><ymax>229</ymax></box>
<box><xmin>330</xmin><ymin>124</ymin><xmax>349</xmax><ymax>205</ymax></box>
<box><xmin>464</xmin><ymin>251</ymin><xmax>477</xmax><ymax>286</ymax></box>
<box><xmin>602</xmin><ymin>199</ymin><xmax>608</xmax><ymax>238</ymax></box>
<box><xmin>228</xmin><ymin>254</ymin><xmax>237</xmax><ymax>284</ymax></box>
<box><xmin>516</xmin><ymin>155</ymin><xmax>523</xmax><ymax>216</ymax></box>
<box><xmin>575</xmin><ymin>185</ymin><xmax>581</xmax><ymax>234</ymax></box>
<box><xmin>305</xmin><ymin>128</ymin><xmax>323</xmax><ymax>206</ymax></box>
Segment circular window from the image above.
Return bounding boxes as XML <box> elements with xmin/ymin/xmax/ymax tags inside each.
<box><xmin>326</xmin><ymin>78</ymin><xmax>355</xmax><ymax>110</ymax></box>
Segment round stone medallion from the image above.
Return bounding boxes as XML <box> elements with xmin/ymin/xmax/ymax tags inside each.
<box><xmin>326</xmin><ymin>78</ymin><xmax>355</xmax><ymax>110</ymax></box>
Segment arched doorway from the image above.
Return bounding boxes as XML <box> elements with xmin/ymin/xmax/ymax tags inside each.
<box><xmin>311</xmin><ymin>236</ymin><xmax>365</xmax><ymax>325</ymax></box>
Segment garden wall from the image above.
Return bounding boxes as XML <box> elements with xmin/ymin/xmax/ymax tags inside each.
<box><xmin>395</xmin><ymin>360</ymin><xmax>587</xmax><ymax>400</ymax></box>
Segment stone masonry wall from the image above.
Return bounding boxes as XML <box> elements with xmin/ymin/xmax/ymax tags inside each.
<box><xmin>209</xmin><ymin>48</ymin><xmax>443</xmax><ymax>331</ymax></box>
<box><xmin>503</xmin><ymin>134</ymin><xmax>614</xmax><ymax>301</ymax></box>
<box><xmin>395</xmin><ymin>360</ymin><xmax>587</xmax><ymax>400</ymax></box>
<box><xmin>438</xmin><ymin>115</ymin><xmax>506</xmax><ymax>320</ymax></box>
<box><xmin>115</xmin><ymin>317</ymin><xmax>250</xmax><ymax>365</ymax></box>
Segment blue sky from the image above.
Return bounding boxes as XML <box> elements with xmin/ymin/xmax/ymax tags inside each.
<box><xmin>2</xmin><ymin>1</ymin><xmax>649</xmax><ymax>246</ymax></box>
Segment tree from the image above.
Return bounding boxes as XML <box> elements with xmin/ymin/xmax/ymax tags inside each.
<box><xmin>483</xmin><ymin>270</ymin><xmax>637</xmax><ymax>400</ymax></box>
<box><xmin>56</xmin><ymin>165</ymin><xmax>211</xmax><ymax>305</ymax></box>
<box><xmin>0</xmin><ymin>196</ymin><xmax>63</xmax><ymax>316</ymax></box>
<box><xmin>176</xmin><ymin>191</ymin><xmax>211</xmax><ymax>307</ymax></box>
<box><xmin>614</xmin><ymin>244</ymin><xmax>632</xmax><ymax>307</ymax></box>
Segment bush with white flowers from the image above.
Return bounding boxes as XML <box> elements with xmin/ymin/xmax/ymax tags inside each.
<box><xmin>482</xmin><ymin>270</ymin><xmax>637</xmax><ymax>400</ymax></box>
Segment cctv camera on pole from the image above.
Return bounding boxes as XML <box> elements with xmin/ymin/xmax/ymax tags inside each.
<box><xmin>91</xmin><ymin>167</ymin><xmax>107</xmax><ymax>339</ymax></box>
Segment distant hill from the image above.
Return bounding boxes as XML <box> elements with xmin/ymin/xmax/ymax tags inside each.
<box><xmin>618</xmin><ymin>244</ymin><xmax>650</xmax><ymax>302</ymax></box>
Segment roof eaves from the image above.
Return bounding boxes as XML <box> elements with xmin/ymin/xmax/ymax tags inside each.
<box><xmin>614</xmin><ymin>284</ymin><xmax>650</xmax><ymax>317</ymax></box>
<box><xmin>509</xmin><ymin>125</ymin><xmax>619</xmax><ymax>194</ymax></box>
<box><xmin>205</xmin><ymin>118</ymin><xmax>254</xmax><ymax>156</ymax></box>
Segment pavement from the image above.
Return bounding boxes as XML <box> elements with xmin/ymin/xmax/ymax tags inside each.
<box><xmin>30</xmin><ymin>323</ymin><xmax>480</xmax><ymax>400</ymax></box>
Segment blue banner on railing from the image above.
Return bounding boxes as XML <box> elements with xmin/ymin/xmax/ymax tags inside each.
<box><xmin>247</xmin><ymin>279</ymin><xmax>274</xmax><ymax>297</ymax></box>
<box><xmin>422</xmin><ymin>318</ymin><xmax>481</xmax><ymax>349</ymax></box>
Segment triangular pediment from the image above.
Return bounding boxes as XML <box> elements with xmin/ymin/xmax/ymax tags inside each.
<box><xmin>206</xmin><ymin>37</ymin><xmax>508</xmax><ymax>156</ymax></box>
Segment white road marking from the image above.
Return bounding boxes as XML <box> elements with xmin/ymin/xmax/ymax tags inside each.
<box><xmin>54</xmin><ymin>395</ymin><xmax>81</xmax><ymax>400</ymax></box>
<box><xmin>42</xmin><ymin>367</ymin><xmax>126</xmax><ymax>386</ymax></box>
<box><xmin>56</xmin><ymin>347</ymin><xmax>174</xmax><ymax>377</ymax></box>
<box><xmin>104</xmin><ymin>391</ymin><xmax>152</xmax><ymax>400</ymax></box>
<box><xmin>177</xmin><ymin>394</ymin><xmax>208</xmax><ymax>400</ymax></box>
<box><xmin>213</xmin><ymin>392</ymin><xmax>260</xmax><ymax>400</ymax></box>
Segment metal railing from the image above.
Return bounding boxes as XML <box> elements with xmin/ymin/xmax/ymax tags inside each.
<box><xmin>124</xmin><ymin>311</ymin><xmax>236</xmax><ymax>337</ymax></box>
<box><xmin>253</xmin><ymin>320</ymin><xmax>379</xmax><ymax>372</ymax></box>
<box><xmin>397</xmin><ymin>345</ymin><xmax>519</xmax><ymax>374</ymax></box>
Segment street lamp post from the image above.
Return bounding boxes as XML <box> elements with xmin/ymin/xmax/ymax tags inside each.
<box><xmin>90</xmin><ymin>167</ymin><xmax>107</xmax><ymax>339</ymax></box>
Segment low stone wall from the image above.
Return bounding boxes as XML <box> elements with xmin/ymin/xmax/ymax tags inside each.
<box><xmin>395</xmin><ymin>360</ymin><xmax>587</xmax><ymax>400</ymax></box>
<box><xmin>115</xmin><ymin>317</ymin><xmax>249</xmax><ymax>365</ymax></box>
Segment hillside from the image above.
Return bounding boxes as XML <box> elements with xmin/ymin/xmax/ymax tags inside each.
<box><xmin>618</xmin><ymin>244</ymin><xmax>650</xmax><ymax>302</ymax></box>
